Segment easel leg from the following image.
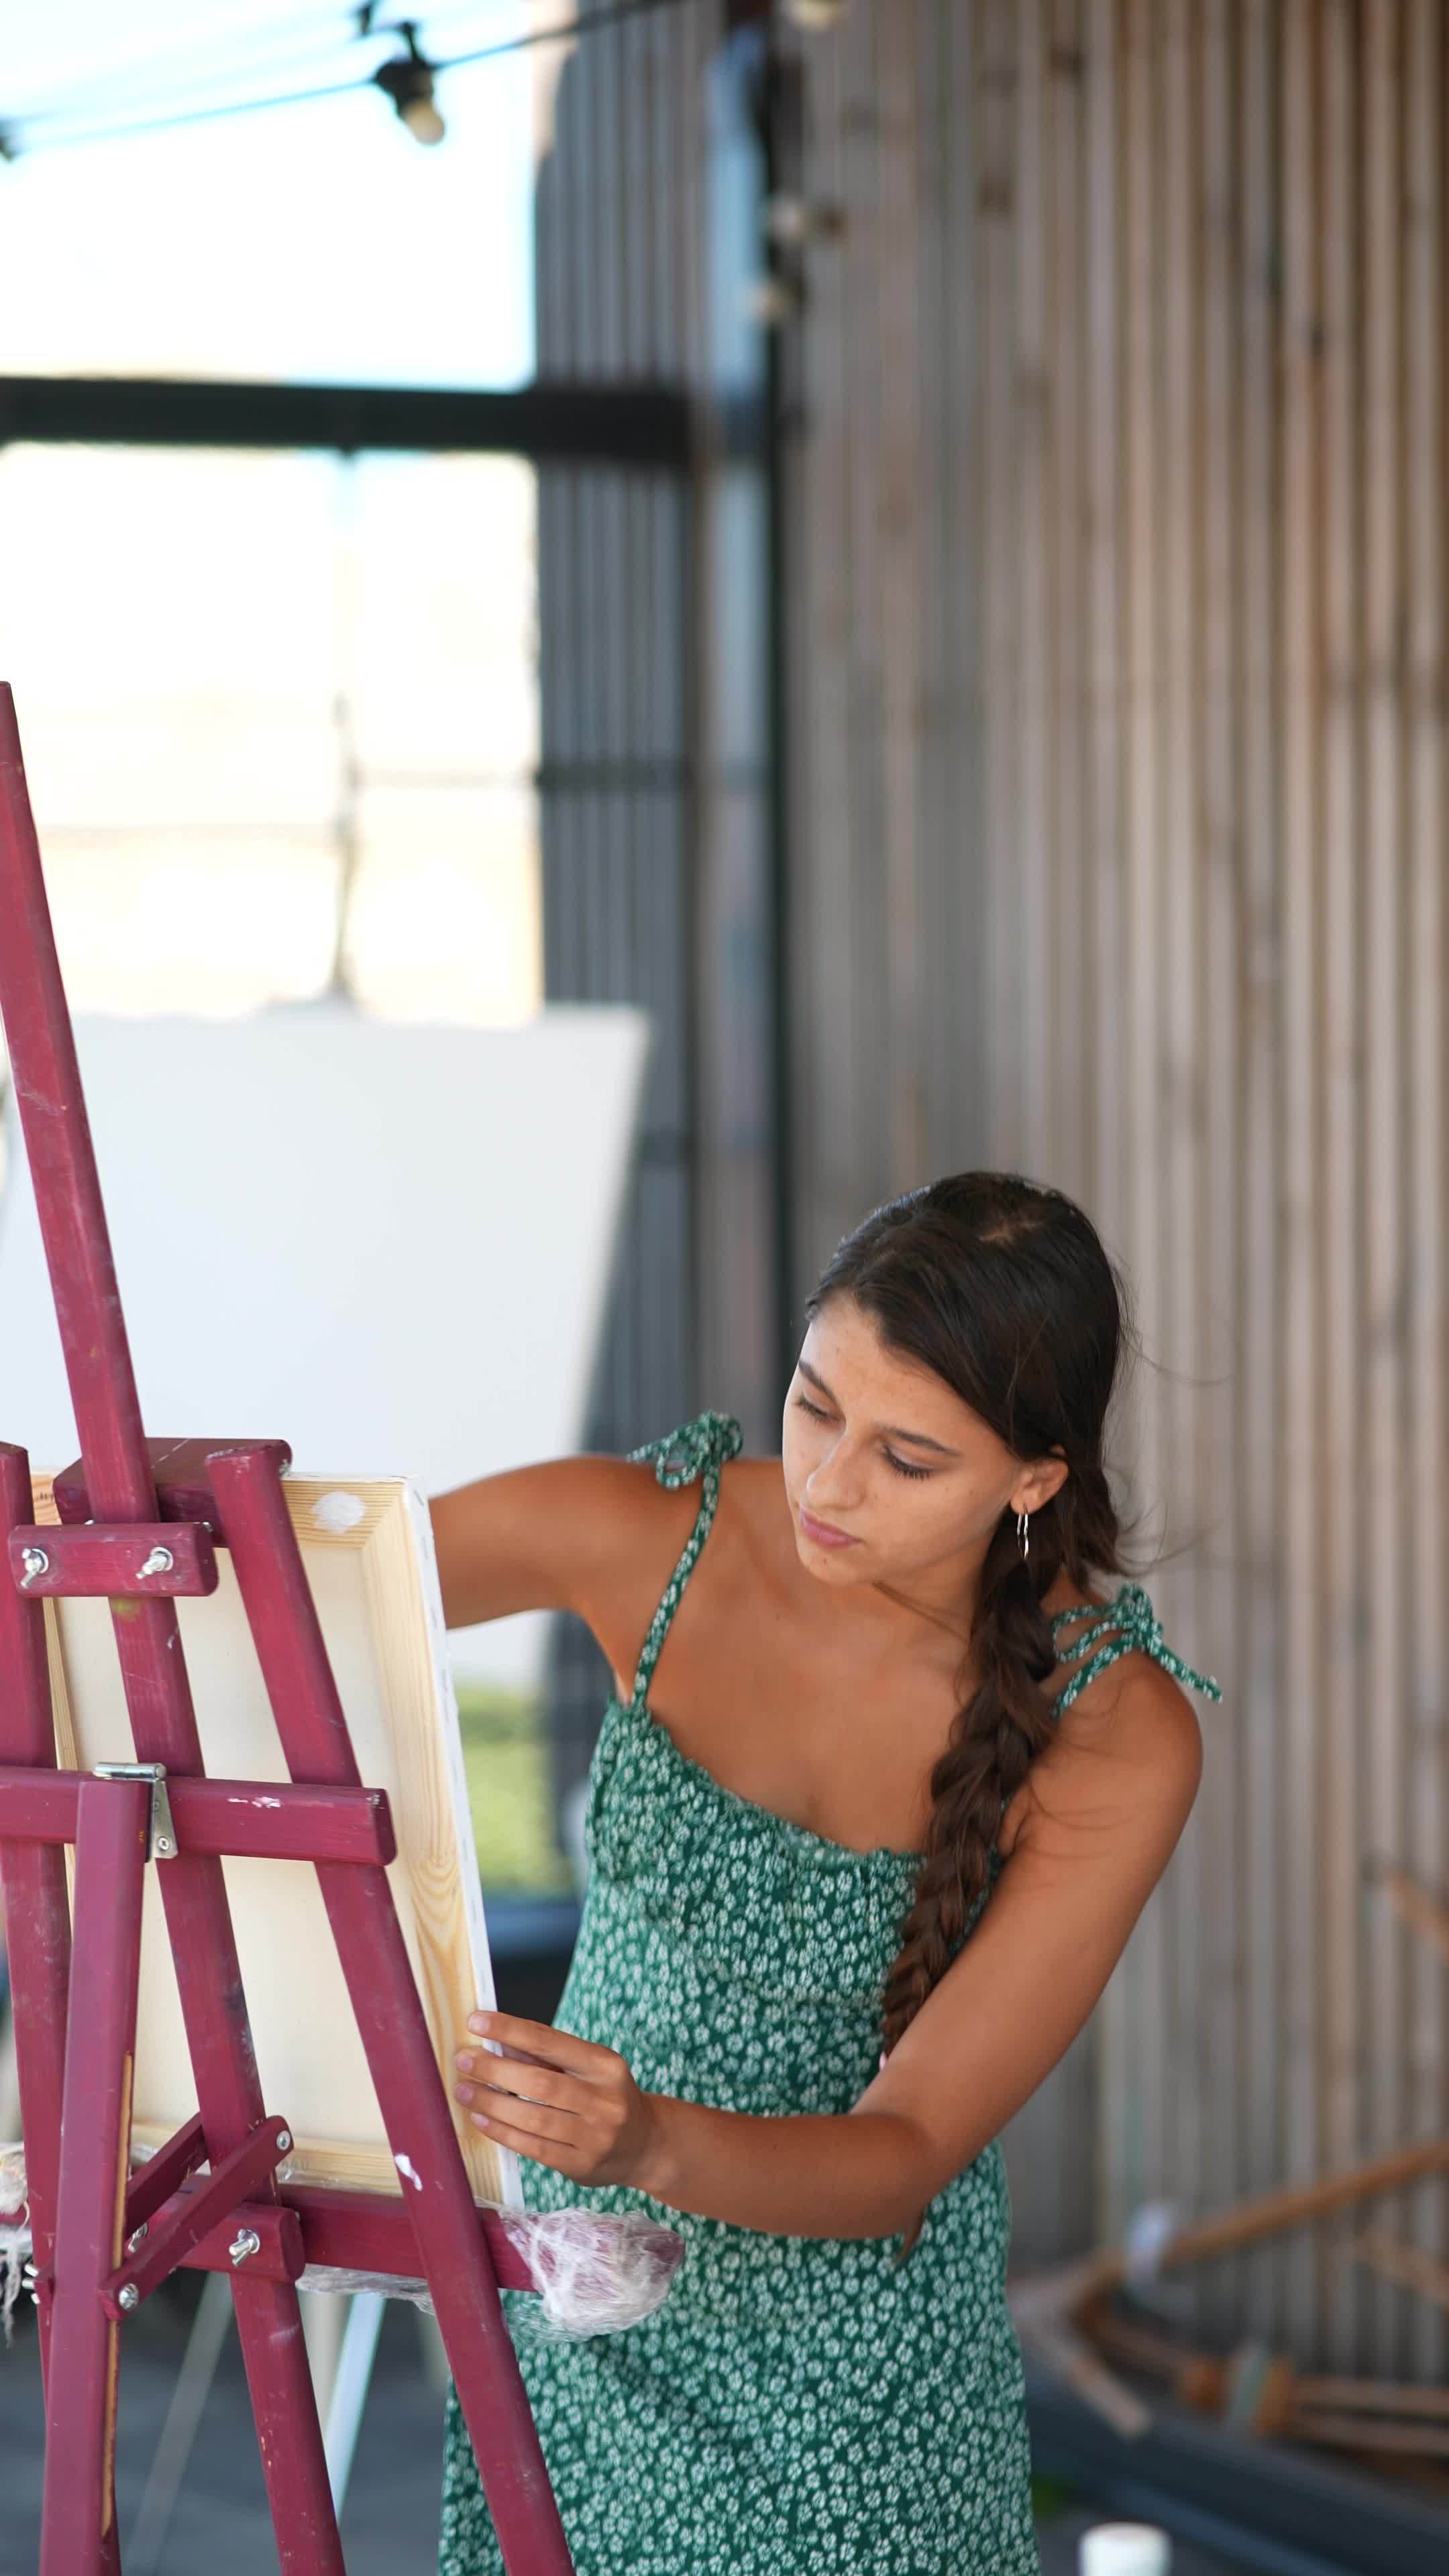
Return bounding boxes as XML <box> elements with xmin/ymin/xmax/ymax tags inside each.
<box><xmin>216</xmin><ymin>1447</ymin><xmax>576</xmax><ymax>2576</ymax></box>
<box><xmin>40</xmin><ymin>1774</ymin><xmax>149</xmax><ymax>2576</ymax></box>
<box><xmin>0</xmin><ymin>1442</ymin><xmax>72</xmax><ymax>2404</ymax></box>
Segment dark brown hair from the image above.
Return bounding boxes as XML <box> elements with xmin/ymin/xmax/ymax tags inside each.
<box><xmin>804</xmin><ymin>1171</ymin><xmax>1133</xmax><ymax>2261</ymax></box>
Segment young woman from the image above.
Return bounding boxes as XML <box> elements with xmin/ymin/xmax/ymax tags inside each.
<box><xmin>430</xmin><ymin>1172</ymin><xmax>1221</xmax><ymax>2575</ymax></box>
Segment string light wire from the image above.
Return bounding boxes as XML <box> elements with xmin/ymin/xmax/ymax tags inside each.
<box><xmin>11</xmin><ymin>9</ymin><xmax>375</xmax><ymax>124</ymax></box>
<box><xmin>3</xmin><ymin>0</ymin><xmax>703</xmax><ymax>158</ymax></box>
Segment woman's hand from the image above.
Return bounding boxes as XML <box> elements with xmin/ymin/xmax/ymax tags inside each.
<box><xmin>453</xmin><ymin>2010</ymin><xmax>663</xmax><ymax>2190</ymax></box>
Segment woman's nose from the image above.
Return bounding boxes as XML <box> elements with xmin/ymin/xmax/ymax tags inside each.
<box><xmin>805</xmin><ymin>1451</ymin><xmax>862</xmax><ymax>1509</ymax></box>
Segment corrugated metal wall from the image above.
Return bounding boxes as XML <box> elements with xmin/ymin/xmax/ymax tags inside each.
<box><xmin>533</xmin><ymin>1</ymin><xmax>781</xmax><ymax>1813</ymax></box>
<box><xmin>777</xmin><ymin>0</ymin><xmax>1449</xmax><ymax>2377</ymax></box>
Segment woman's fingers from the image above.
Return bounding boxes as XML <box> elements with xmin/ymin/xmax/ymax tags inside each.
<box><xmin>465</xmin><ymin>2008</ymin><xmax>614</xmax><ymax>2078</ymax></box>
<box><xmin>463</xmin><ymin>2090</ymin><xmax>581</xmax><ymax>2152</ymax></box>
<box><xmin>466</xmin><ymin>2107</ymin><xmax>592</xmax><ymax>2173</ymax></box>
<box><xmin>454</xmin><ymin>2053</ymin><xmax>581</xmax><ymax>2115</ymax></box>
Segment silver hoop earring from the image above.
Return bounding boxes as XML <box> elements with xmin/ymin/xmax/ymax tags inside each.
<box><xmin>1016</xmin><ymin>1509</ymin><xmax>1030</xmax><ymax>1560</ymax></box>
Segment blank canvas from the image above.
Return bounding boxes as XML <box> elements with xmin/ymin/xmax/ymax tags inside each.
<box><xmin>33</xmin><ymin>1466</ymin><xmax>520</xmax><ymax>2209</ymax></box>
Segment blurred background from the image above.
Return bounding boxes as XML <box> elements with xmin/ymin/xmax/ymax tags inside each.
<box><xmin>2</xmin><ymin>3</ymin><xmax>1448</xmax><ymax>2570</ymax></box>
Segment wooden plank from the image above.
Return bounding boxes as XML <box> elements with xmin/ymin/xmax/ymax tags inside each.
<box><xmin>1015</xmin><ymin>0</ymin><xmax>1051</xmax><ymax>1177</ymax></box>
<box><xmin>841</xmin><ymin>2</ymin><xmax>892</xmax><ymax>1205</ymax></box>
<box><xmin>1401</xmin><ymin>0</ymin><xmax>1448</xmax><ymax>2390</ymax></box>
<box><xmin>1358</xmin><ymin>0</ymin><xmax>1410</xmax><ymax>2381</ymax></box>
<box><xmin>34</xmin><ymin>1470</ymin><xmax>513</xmax><ymax>2212</ymax></box>
<box><xmin>1316</xmin><ymin>0</ymin><xmax>1363</xmax><ymax>2377</ymax></box>
<box><xmin>1079</xmin><ymin>0</ymin><xmax>1124</xmax><ymax>2257</ymax></box>
<box><xmin>1194</xmin><ymin>0</ymin><xmax>1242</xmax><ymax>2346</ymax></box>
<box><xmin>1114</xmin><ymin>0</ymin><xmax>1165</xmax><ymax>2234</ymax></box>
<box><xmin>875</xmin><ymin>0</ymin><xmax>924</xmax><ymax>1187</ymax></box>
<box><xmin>916</xmin><ymin>0</ymin><xmax>987</xmax><ymax>1178</ymax></box>
<box><xmin>1046</xmin><ymin>0</ymin><xmax>1086</xmax><ymax>1196</ymax></box>
<box><xmin>1081</xmin><ymin>0</ymin><xmax>1121</xmax><ymax>1246</ymax></box>
<box><xmin>1277</xmin><ymin>0</ymin><xmax>1324</xmax><ymax>2361</ymax></box>
<box><xmin>1158</xmin><ymin>0</ymin><xmax>1203</xmax><ymax>2249</ymax></box>
<box><xmin>978</xmin><ymin>0</ymin><xmax>1024</xmax><ymax>1171</ymax></box>
<box><xmin>1234</xmin><ymin>0</ymin><xmax>1286</xmax><ymax>2349</ymax></box>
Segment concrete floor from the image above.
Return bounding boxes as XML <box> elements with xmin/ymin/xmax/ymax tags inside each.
<box><xmin>0</xmin><ymin>2289</ymin><xmax>1241</xmax><ymax>2576</ymax></box>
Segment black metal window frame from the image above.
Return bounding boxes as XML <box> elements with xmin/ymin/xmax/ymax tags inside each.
<box><xmin>0</xmin><ymin>373</ymin><xmax>693</xmax><ymax>466</ymax></box>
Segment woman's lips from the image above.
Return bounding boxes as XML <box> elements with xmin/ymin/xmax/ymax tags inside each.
<box><xmin>798</xmin><ymin>1504</ymin><xmax>859</xmax><ymax>1550</ymax></box>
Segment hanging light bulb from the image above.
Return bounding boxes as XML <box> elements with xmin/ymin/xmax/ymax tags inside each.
<box><xmin>782</xmin><ymin>0</ymin><xmax>849</xmax><ymax>29</ymax></box>
<box><xmin>739</xmin><ymin>275</ymin><xmax>802</xmax><ymax>330</ymax></box>
<box><xmin>372</xmin><ymin>20</ymin><xmax>445</xmax><ymax>146</ymax></box>
<box><xmin>762</xmin><ymin>193</ymin><xmax>845</xmax><ymax>248</ymax></box>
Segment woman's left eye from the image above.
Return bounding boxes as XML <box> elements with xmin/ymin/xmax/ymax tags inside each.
<box><xmin>794</xmin><ymin>1391</ymin><xmax>931</xmax><ymax>1480</ymax></box>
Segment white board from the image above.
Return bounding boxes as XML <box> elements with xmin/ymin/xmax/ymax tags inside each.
<box><xmin>0</xmin><ymin>1002</ymin><xmax>650</xmax><ymax>1690</ymax></box>
<box><xmin>34</xmin><ymin>1466</ymin><xmax>519</xmax><ymax>2209</ymax></box>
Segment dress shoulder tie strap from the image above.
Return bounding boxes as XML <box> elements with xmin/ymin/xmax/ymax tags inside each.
<box><xmin>625</xmin><ymin>1409</ymin><xmax>744</xmax><ymax>1713</ymax></box>
<box><xmin>1049</xmin><ymin>1580</ymin><xmax>1223</xmax><ymax>1717</ymax></box>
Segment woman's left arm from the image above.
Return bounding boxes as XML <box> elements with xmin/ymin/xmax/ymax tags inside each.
<box><xmin>453</xmin><ymin>1662</ymin><xmax>1203</xmax><ymax>2239</ymax></box>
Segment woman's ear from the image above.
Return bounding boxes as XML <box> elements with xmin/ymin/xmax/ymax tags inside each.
<box><xmin>1016</xmin><ymin>1453</ymin><xmax>1069</xmax><ymax>1516</ymax></box>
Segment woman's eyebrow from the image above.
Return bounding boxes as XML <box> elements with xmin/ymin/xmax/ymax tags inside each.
<box><xmin>797</xmin><ymin>1358</ymin><xmax>960</xmax><ymax>1455</ymax></box>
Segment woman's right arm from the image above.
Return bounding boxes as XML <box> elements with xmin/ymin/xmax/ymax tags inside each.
<box><xmin>428</xmin><ymin>1455</ymin><xmax>668</xmax><ymax>1635</ymax></box>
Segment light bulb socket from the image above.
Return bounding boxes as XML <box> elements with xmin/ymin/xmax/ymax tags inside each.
<box><xmin>373</xmin><ymin>30</ymin><xmax>445</xmax><ymax>144</ymax></box>
<box><xmin>740</xmin><ymin>274</ymin><xmax>803</xmax><ymax>331</ymax></box>
<box><xmin>762</xmin><ymin>193</ymin><xmax>845</xmax><ymax>248</ymax></box>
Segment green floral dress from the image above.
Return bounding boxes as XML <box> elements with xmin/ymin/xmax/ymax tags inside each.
<box><xmin>439</xmin><ymin>1410</ymin><xmax>1222</xmax><ymax>2576</ymax></box>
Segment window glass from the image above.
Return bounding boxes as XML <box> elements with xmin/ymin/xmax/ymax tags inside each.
<box><xmin>0</xmin><ymin>441</ymin><xmax>541</xmax><ymax>1026</ymax></box>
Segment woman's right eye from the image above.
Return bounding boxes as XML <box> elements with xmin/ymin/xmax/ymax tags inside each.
<box><xmin>793</xmin><ymin>1392</ymin><xmax>829</xmax><ymax>1421</ymax></box>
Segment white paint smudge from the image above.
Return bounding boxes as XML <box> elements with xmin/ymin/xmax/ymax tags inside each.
<box><xmin>311</xmin><ymin>1489</ymin><xmax>366</xmax><ymax>1536</ymax></box>
<box><xmin>394</xmin><ymin>2153</ymin><xmax>423</xmax><ymax>2192</ymax></box>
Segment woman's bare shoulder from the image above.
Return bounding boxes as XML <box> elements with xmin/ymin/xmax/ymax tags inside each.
<box><xmin>428</xmin><ymin>1448</ymin><xmax>699</xmax><ymax>1631</ymax></box>
<box><xmin>999</xmin><ymin>1585</ymin><xmax>1203</xmax><ymax>1857</ymax></box>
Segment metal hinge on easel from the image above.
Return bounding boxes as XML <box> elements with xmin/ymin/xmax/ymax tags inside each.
<box><xmin>93</xmin><ymin>1762</ymin><xmax>177</xmax><ymax>1861</ymax></box>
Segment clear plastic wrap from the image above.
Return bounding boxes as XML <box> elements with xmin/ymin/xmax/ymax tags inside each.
<box><xmin>0</xmin><ymin>2144</ymin><xmax>32</xmax><ymax>2345</ymax></box>
<box><xmin>301</xmin><ymin>2206</ymin><xmax>684</xmax><ymax>2340</ymax></box>
<box><xmin>1</xmin><ymin>2145</ymin><xmax>684</xmax><ymax>2343</ymax></box>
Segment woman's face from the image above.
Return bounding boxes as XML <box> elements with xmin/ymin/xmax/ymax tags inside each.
<box><xmin>780</xmin><ymin>1294</ymin><xmax>1066</xmax><ymax>1597</ymax></box>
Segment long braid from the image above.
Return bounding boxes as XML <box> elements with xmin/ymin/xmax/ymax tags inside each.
<box><xmin>881</xmin><ymin>1466</ymin><xmax>1124</xmax><ymax>2263</ymax></box>
<box><xmin>802</xmin><ymin>1171</ymin><xmax>1135</xmax><ymax>2263</ymax></box>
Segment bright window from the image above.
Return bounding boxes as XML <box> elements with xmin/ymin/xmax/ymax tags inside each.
<box><xmin>0</xmin><ymin>441</ymin><xmax>542</xmax><ymax>1028</ymax></box>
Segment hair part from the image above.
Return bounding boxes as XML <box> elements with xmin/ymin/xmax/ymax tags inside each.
<box><xmin>804</xmin><ymin>1171</ymin><xmax>1135</xmax><ymax>2262</ymax></box>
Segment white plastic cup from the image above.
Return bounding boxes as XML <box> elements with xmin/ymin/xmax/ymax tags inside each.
<box><xmin>1079</xmin><ymin>2524</ymin><xmax>1172</xmax><ymax>2576</ymax></box>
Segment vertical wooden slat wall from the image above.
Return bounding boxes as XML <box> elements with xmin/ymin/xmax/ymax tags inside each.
<box><xmin>780</xmin><ymin>0</ymin><xmax>1449</xmax><ymax>2374</ymax></box>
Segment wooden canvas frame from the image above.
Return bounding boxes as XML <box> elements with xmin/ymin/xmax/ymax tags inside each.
<box><xmin>31</xmin><ymin>1466</ymin><xmax>517</xmax><ymax>2212</ymax></box>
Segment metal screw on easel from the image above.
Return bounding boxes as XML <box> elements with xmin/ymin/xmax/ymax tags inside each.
<box><xmin>117</xmin><ymin>2284</ymin><xmax>139</xmax><ymax>2312</ymax></box>
<box><xmin>136</xmin><ymin>1546</ymin><xmax>174</xmax><ymax>1579</ymax></box>
<box><xmin>125</xmin><ymin>2221</ymin><xmax>148</xmax><ymax>2254</ymax></box>
<box><xmin>229</xmin><ymin>2228</ymin><xmax>262</xmax><ymax>2267</ymax></box>
<box><xmin>275</xmin><ymin>2131</ymin><xmax>292</xmax><ymax>2155</ymax></box>
<box><xmin>18</xmin><ymin>1546</ymin><xmax>48</xmax><ymax>1584</ymax></box>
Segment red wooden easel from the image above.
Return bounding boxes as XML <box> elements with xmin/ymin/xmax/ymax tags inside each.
<box><xmin>0</xmin><ymin>684</ymin><xmax>574</xmax><ymax>2575</ymax></box>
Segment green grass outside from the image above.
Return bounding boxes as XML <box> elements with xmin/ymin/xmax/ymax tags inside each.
<box><xmin>1028</xmin><ymin>2473</ymin><xmax>1079</xmax><ymax>2522</ymax></box>
<box><xmin>455</xmin><ymin>1682</ymin><xmax>575</xmax><ymax>1894</ymax></box>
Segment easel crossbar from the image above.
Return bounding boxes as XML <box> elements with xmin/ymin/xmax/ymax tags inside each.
<box><xmin>0</xmin><ymin>1766</ymin><xmax>396</xmax><ymax>1864</ymax></box>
